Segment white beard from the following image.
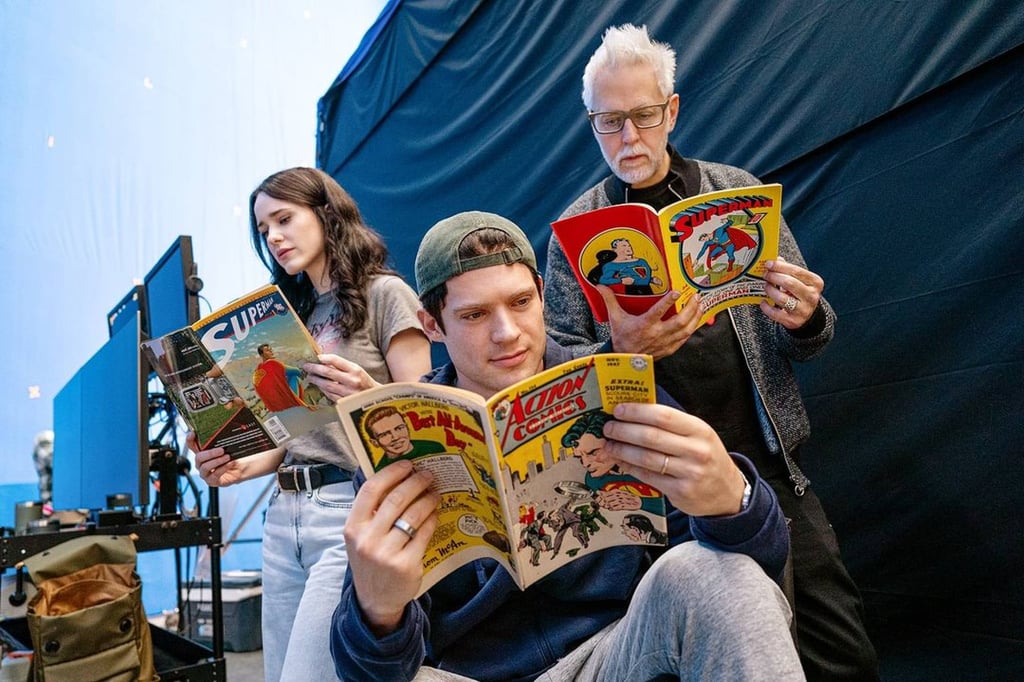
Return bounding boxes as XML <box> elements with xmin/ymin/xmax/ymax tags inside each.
<box><xmin>604</xmin><ymin>143</ymin><xmax>659</xmax><ymax>186</ymax></box>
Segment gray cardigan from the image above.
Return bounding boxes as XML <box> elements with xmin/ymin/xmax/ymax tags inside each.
<box><xmin>543</xmin><ymin>158</ymin><xmax>836</xmax><ymax>493</ymax></box>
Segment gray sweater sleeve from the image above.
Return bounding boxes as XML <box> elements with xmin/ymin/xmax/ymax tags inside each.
<box><xmin>543</xmin><ymin>183</ymin><xmax>615</xmax><ymax>354</ymax></box>
<box><xmin>543</xmin><ymin>161</ymin><xmax>835</xmax><ymax>457</ymax></box>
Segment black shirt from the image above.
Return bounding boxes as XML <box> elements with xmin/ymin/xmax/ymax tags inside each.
<box><xmin>604</xmin><ymin>148</ymin><xmax>772</xmax><ymax>462</ymax></box>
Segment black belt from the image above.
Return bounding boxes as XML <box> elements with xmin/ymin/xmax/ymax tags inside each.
<box><xmin>276</xmin><ymin>463</ymin><xmax>352</xmax><ymax>492</ymax></box>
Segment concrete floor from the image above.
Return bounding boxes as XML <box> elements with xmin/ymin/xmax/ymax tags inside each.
<box><xmin>148</xmin><ymin>610</ymin><xmax>265</xmax><ymax>681</ymax></box>
<box><xmin>224</xmin><ymin>649</ymin><xmax>264</xmax><ymax>681</ymax></box>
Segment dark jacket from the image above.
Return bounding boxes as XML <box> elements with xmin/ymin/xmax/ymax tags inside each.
<box><xmin>330</xmin><ymin>337</ymin><xmax>789</xmax><ymax>682</ymax></box>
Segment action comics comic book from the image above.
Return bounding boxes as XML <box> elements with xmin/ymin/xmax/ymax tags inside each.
<box><xmin>335</xmin><ymin>353</ymin><xmax>667</xmax><ymax>594</ymax></box>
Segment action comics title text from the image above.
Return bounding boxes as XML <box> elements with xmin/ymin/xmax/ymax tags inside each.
<box><xmin>497</xmin><ymin>360</ymin><xmax>596</xmax><ymax>452</ymax></box>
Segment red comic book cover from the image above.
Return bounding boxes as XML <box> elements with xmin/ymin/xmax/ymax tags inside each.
<box><xmin>551</xmin><ymin>184</ymin><xmax>782</xmax><ymax>326</ymax></box>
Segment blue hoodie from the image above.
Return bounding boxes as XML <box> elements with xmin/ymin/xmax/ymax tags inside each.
<box><xmin>330</xmin><ymin>338</ymin><xmax>790</xmax><ymax>681</ymax></box>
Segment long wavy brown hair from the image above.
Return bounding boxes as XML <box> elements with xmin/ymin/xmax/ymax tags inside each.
<box><xmin>248</xmin><ymin>167</ymin><xmax>397</xmax><ymax>336</ymax></box>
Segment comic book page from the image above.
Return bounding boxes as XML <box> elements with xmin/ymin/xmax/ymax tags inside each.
<box><xmin>551</xmin><ymin>183</ymin><xmax>782</xmax><ymax>327</ymax></box>
<box><xmin>143</xmin><ymin>284</ymin><xmax>336</xmax><ymax>458</ymax></box>
<box><xmin>550</xmin><ymin>203</ymin><xmax>667</xmax><ymax>321</ymax></box>
<box><xmin>657</xmin><ymin>184</ymin><xmax>781</xmax><ymax>325</ymax></box>
<box><xmin>337</xmin><ymin>383</ymin><xmax>522</xmax><ymax>595</ymax></box>
<box><xmin>141</xmin><ymin>328</ymin><xmax>277</xmax><ymax>457</ymax></box>
<box><xmin>336</xmin><ymin>353</ymin><xmax>667</xmax><ymax>592</ymax></box>
<box><xmin>489</xmin><ymin>353</ymin><xmax>666</xmax><ymax>589</ymax></box>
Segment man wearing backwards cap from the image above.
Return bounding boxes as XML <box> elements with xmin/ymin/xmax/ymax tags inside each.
<box><xmin>330</xmin><ymin>211</ymin><xmax>802</xmax><ymax>681</ymax></box>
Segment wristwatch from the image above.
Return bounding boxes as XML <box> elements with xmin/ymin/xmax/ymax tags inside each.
<box><xmin>738</xmin><ymin>470</ymin><xmax>752</xmax><ymax>512</ymax></box>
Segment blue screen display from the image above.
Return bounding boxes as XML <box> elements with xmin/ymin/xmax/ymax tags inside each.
<box><xmin>145</xmin><ymin>239</ymin><xmax>190</xmax><ymax>340</ymax></box>
<box><xmin>108</xmin><ymin>285</ymin><xmax>147</xmax><ymax>337</ymax></box>
<box><xmin>53</xmin><ymin>312</ymin><xmax>148</xmax><ymax>509</ymax></box>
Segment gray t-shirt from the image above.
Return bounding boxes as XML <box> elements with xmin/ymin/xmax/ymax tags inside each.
<box><xmin>283</xmin><ymin>275</ymin><xmax>423</xmax><ymax>470</ymax></box>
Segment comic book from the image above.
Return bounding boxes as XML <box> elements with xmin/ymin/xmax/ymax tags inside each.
<box><xmin>335</xmin><ymin>353</ymin><xmax>667</xmax><ymax>594</ymax></box>
<box><xmin>551</xmin><ymin>183</ymin><xmax>782</xmax><ymax>326</ymax></box>
<box><xmin>141</xmin><ymin>284</ymin><xmax>335</xmax><ymax>458</ymax></box>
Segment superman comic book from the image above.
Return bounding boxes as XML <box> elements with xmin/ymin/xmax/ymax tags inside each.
<box><xmin>142</xmin><ymin>284</ymin><xmax>335</xmax><ymax>458</ymax></box>
<box><xmin>551</xmin><ymin>183</ymin><xmax>782</xmax><ymax>326</ymax></box>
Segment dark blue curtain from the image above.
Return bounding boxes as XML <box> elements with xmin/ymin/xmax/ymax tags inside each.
<box><xmin>319</xmin><ymin>0</ymin><xmax>1024</xmax><ymax>673</ymax></box>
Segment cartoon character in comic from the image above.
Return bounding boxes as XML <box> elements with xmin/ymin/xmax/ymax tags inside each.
<box><xmin>550</xmin><ymin>497</ymin><xmax>586</xmax><ymax>558</ymax></box>
<box><xmin>363</xmin><ymin>405</ymin><xmax>445</xmax><ymax>465</ymax></box>
<box><xmin>621</xmin><ymin>513</ymin><xmax>668</xmax><ymax>545</ymax></box>
<box><xmin>586</xmin><ymin>238</ymin><xmax>662</xmax><ymax>294</ymax></box>
<box><xmin>561</xmin><ymin>411</ymin><xmax>663</xmax><ymax>512</ymax></box>
<box><xmin>575</xmin><ymin>499</ymin><xmax>611</xmax><ymax>546</ymax></box>
<box><xmin>492</xmin><ymin>397</ymin><xmax>512</xmax><ymax>421</ymax></box>
<box><xmin>693</xmin><ymin>216</ymin><xmax>758</xmax><ymax>274</ymax></box>
<box><xmin>252</xmin><ymin>343</ymin><xmax>310</xmax><ymax>412</ymax></box>
<box><xmin>518</xmin><ymin>510</ymin><xmax>553</xmax><ymax>566</ymax></box>
<box><xmin>474</xmin><ymin>464</ymin><xmax>497</xmax><ymax>489</ymax></box>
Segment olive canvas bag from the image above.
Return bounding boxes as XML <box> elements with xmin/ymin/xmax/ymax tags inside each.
<box><xmin>21</xmin><ymin>534</ymin><xmax>157</xmax><ymax>682</ymax></box>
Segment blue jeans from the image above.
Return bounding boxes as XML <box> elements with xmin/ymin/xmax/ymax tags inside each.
<box><xmin>262</xmin><ymin>480</ymin><xmax>353</xmax><ymax>682</ymax></box>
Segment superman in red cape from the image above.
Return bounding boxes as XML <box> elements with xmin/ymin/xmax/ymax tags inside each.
<box><xmin>695</xmin><ymin>219</ymin><xmax>758</xmax><ymax>272</ymax></box>
<box><xmin>252</xmin><ymin>343</ymin><xmax>308</xmax><ymax>411</ymax></box>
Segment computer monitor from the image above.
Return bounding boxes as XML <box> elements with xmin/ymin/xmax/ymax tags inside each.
<box><xmin>53</xmin><ymin>311</ymin><xmax>150</xmax><ymax>510</ymax></box>
<box><xmin>144</xmin><ymin>236</ymin><xmax>201</xmax><ymax>340</ymax></box>
<box><xmin>108</xmin><ymin>284</ymin><xmax>149</xmax><ymax>338</ymax></box>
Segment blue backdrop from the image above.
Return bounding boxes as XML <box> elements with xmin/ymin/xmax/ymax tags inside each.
<box><xmin>317</xmin><ymin>0</ymin><xmax>1024</xmax><ymax>674</ymax></box>
<box><xmin>0</xmin><ymin>0</ymin><xmax>387</xmax><ymax>617</ymax></box>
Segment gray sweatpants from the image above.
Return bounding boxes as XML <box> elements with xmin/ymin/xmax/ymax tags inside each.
<box><xmin>415</xmin><ymin>542</ymin><xmax>804</xmax><ymax>681</ymax></box>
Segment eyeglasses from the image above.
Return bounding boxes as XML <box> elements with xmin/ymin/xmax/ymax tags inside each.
<box><xmin>588</xmin><ymin>100</ymin><xmax>671</xmax><ymax>134</ymax></box>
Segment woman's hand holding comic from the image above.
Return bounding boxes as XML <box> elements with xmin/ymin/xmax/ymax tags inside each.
<box><xmin>187</xmin><ymin>432</ymin><xmax>244</xmax><ymax>487</ymax></box>
<box><xmin>303</xmin><ymin>352</ymin><xmax>380</xmax><ymax>401</ymax></box>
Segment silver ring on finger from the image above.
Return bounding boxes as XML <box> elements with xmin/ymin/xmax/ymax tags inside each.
<box><xmin>392</xmin><ymin>517</ymin><xmax>417</xmax><ymax>540</ymax></box>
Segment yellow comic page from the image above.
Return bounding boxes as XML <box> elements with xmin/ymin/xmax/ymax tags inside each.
<box><xmin>488</xmin><ymin>353</ymin><xmax>667</xmax><ymax>589</ymax></box>
<box><xmin>658</xmin><ymin>184</ymin><xmax>782</xmax><ymax>325</ymax></box>
<box><xmin>339</xmin><ymin>385</ymin><xmax>519</xmax><ymax>593</ymax></box>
